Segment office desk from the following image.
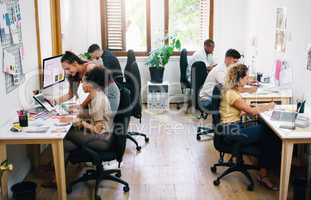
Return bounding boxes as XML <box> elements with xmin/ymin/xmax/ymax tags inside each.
<box><xmin>260</xmin><ymin>105</ymin><xmax>311</xmax><ymax>200</ymax></box>
<box><xmin>241</xmin><ymin>85</ymin><xmax>292</xmax><ymax>105</ymax></box>
<box><xmin>0</xmin><ymin>116</ymin><xmax>72</xmax><ymax>200</ymax></box>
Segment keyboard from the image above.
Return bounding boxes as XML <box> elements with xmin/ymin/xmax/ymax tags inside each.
<box><xmin>271</xmin><ymin>111</ymin><xmax>297</xmax><ymax>122</ymax></box>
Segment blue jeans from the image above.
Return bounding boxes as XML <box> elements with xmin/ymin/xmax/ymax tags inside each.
<box><xmin>222</xmin><ymin>121</ymin><xmax>281</xmax><ymax>170</ymax></box>
<box><xmin>200</xmin><ymin>97</ymin><xmax>212</xmax><ymax>111</ymax></box>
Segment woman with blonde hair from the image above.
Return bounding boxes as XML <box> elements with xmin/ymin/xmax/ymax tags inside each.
<box><xmin>220</xmin><ymin>63</ymin><xmax>281</xmax><ymax>191</ymax></box>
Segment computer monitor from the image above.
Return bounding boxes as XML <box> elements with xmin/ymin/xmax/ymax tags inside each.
<box><xmin>42</xmin><ymin>55</ymin><xmax>65</xmax><ymax>89</ymax></box>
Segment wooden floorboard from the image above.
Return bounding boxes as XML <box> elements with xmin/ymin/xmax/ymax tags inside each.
<box><xmin>25</xmin><ymin>108</ymin><xmax>281</xmax><ymax>200</ymax></box>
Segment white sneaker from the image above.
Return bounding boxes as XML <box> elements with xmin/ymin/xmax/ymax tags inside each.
<box><xmin>102</xmin><ymin>160</ymin><xmax>120</xmax><ymax>170</ymax></box>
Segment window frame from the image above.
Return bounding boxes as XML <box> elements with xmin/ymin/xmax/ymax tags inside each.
<box><xmin>35</xmin><ymin>0</ymin><xmax>214</xmax><ymax>59</ymax></box>
<box><xmin>101</xmin><ymin>0</ymin><xmax>214</xmax><ymax>56</ymax></box>
<box><xmin>34</xmin><ymin>0</ymin><xmax>62</xmax><ymax>89</ymax></box>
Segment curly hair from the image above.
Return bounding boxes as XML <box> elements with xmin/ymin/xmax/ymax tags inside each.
<box><xmin>224</xmin><ymin>64</ymin><xmax>249</xmax><ymax>91</ymax></box>
<box><xmin>84</xmin><ymin>67</ymin><xmax>113</xmax><ymax>89</ymax></box>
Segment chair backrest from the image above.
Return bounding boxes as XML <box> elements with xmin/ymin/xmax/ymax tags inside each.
<box><xmin>124</xmin><ymin>50</ymin><xmax>142</xmax><ymax>119</ymax></box>
<box><xmin>179</xmin><ymin>48</ymin><xmax>189</xmax><ymax>86</ymax></box>
<box><xmin>112</xmin><ymin>86</ymin><xmax>131</xmax><ymax>162</ymax></box>
<box><xmin>102</xmin><ymin>50</ymin><xmax>124</xmax><ymax>86</ymax></box>
<box><xmin>210</xmin><ymin>85</ymin><xmax>225</xmax><ymax>151</ymax></box>
<box><xmin>191</xmin><ymin>61</ymin><xmax>208</xmax><ymax>110</ymax></box>
<box><xmin>210</xmin><ymin>85</ymin><xmax>222</xmax><ymax>127</ymax></box>
<box><xmin>126</xmin><ymin>49</ymin><xmax>136</xmax><ymax>67</ymax></box>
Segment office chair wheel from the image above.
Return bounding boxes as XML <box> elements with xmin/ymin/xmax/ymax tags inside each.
<box><xmin>196</xmin><ymin>134</ymin><xmax>201</xmax><ymax>141</ymax></box>
<box><xmin>123</xmin><ymin>185</ymin><xmax>130</xmax><ymax>192</ymax></box>
<box><xmin>210</xmin><ymin>166</ymin><xmax>217</xmax><ymax>173</ymax></box>
<box><xmin>66</xmin><ymin>185</ymin><xmax>73</xmax><ymax>194</ymax></box>
<box><xmin>213</xmin><ymin>179</ymin><xmax>220</xmax><ymax>186</ymax></box>
<box><xmin>247</xmin><ymin>185</ymin><xmax>254</xmax><ymax>191</ymax></box>
<box><xmin>95</xmin><ymin>195</ymin><xmax>101</xmax><ymax>200</ymax></box>
<box><xmin>145</xmin><ymin>137</ymin><xmax>150</xmax><ymax>143</ymax></box>
<box><xmin>136</xmin><ymin>146</ymin><xmax>142</xmax><ymax>151</ymax></box>
<box><xmin>116</xmin><ymin>172</ymin><xmax>121</xmax><ymax>178</ymax></box>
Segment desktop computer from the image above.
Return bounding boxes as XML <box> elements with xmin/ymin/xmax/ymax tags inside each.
<box><xmin>41</xmin><ymin>55</ymin><xmax>68</xmax><ymax>101</ymax></box>
<box><xmin>42</xmin><ymin>55</ymin><xmax>65</xmax><ymax>89</ymax></box>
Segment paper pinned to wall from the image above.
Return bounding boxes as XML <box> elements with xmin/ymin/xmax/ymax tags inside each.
<box><xmin>307</xmin><ymin>45</ymin><xmax>311</xmax><ymax>71</ymax></box>
<box><xmin>275</xmin><ymin>8</ymin><xmax>287</xmax><ymax>53</ymax></box>
<box><xmin>275</xmin><ymin>59</ymin><xmax>282</xmax><ymax>81</ymax></box>
<box><xmin>280</xmin><ymin>61</ymin><xmax>292</xmax><ymax>86</ymax></box>
<box><xmin>3</xmin><ymin>49</ymin><xmax>16</xmax><ymax>75</ymax></box>
<box><xmin>1</xmin><ymin>0</ymin><xmax>25</xmax><ymax>93</ymax></box>
<box><xmin>10</xmin><ymin>24</ymin><xmax>19</xmax><ymax>44</ymax></box>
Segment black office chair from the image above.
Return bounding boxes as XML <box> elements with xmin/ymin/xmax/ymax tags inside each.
<box><xmin>66</xmin><ymin>87</ymin><xmax>131</xmax><ymax>200</ymax></box>
<box><xmin>124</xmin><ymin>50</ymin><xmax>149</xmax><ymax>151</ymax></box>
<box><xmin>177</xmin><ymin>48</ymin><xmax>191</xmax><ymax>110</ymax></box>
<box><xmin>102</xmin><ymin>49</ymin><xmax>124</xmax><ymax>86</ymax></box>
<box><xmin>191</xmin><ymin>61</ymin><xmax>207</xmax><ymax>112</ymax></box>
<box><xmin>210</xmin><ymin>85</ymin><xmax>260</xmax><ymax>191</ymax></box>
<box><xmin>179</xmin><ymin>49</ymin><xmax>191</xmax><ymax>93</ymax></box>
<box><xmin>190</xmin><ymin>61</ymin><xmax>214</xmax><ymax>140</ymax></box>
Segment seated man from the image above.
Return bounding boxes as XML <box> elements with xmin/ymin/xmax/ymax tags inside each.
<box><xmin>87</xmin><ymin>44</ymin><xmax>123</xmax><ymax>85</ymax></box>
<box><xmin>199</xmin><ymin>49</ymin><xmax>256</xmax><ymax>110</ymax></box>
<box><xmin>186</xmin><ymin>39</ymin><xmax>217</xmax><ymax>83</ymax></box>
<box><xmin>87</xmin><ymin>44</ymin><xmax>104</xmax><ymax>66</ymax></box>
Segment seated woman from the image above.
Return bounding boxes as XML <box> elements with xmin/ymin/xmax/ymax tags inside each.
<box><xmin>220</xmin><ymin>64</ymin><xmax>281</xmax><ymax>191</ymax></box>
<box><xmin>53</xmin><ymin>51</ymin><xmax>120</xmax><ymax>115</ymax></box>
<box><xmin>63</xmin><ymin>67</ymin><xmax>114</xmax><ymax>152</ymax></box>
<box><xmin>43</xmin><ymin>67</ymin><xmax>114</xmax><ymax>188</ymax></box>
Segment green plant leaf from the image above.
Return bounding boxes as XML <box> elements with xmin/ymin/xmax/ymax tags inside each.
<box><xmin>175</xmin><ymin>39</ymin><xmax>181</xmax><ymax>50</ymax></box>
<box><xmin>145</xmin><ymin>34</ymin><xmax>182</xmax><ymax>68</ymax></box>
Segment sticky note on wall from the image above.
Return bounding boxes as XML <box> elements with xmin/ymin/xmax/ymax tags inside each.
<box><xmin>275</xmin><ymin>59</ymin><xmax>282</xmax><ymax>81</ymax></box>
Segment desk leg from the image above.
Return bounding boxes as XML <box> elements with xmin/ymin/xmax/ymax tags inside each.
<box><xmin>52</xmin><ymin>140</ymin><xmax>67</xmax><ymax>200</ymax></box>
<box><xmin>279</xmin><ymin>141</ymin><xmax>294</xmax><ymax>200</ymax></box>
<box><xmin>0</xmin><ymin>144</ymin><xmax>8</xmax><ymax>200</ymax></box>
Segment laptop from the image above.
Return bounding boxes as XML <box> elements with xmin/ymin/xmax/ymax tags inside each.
<box><xmin>271</xmin><ymin>111</ymin><xmax>298</xmax><ymax>122</ymax></box>
<box><xmin>33</xmin><ymin>94</ymin><xmax>68</xmax><ymax>115</ymax></box>
<box><xmin>33</xmin><ymin>94</ymin><xmax>55</xmax><ymax>112</ymax></box>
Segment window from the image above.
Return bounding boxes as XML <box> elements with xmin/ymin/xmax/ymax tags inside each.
<box><xmin>125</xmin><ymin>0</ymin><xmax>147</xmax><ymax>51</ymax></box>
<box><xmin>169</xmin><ymin>0</ymin><xmax>210</xmax><ymax>51</ymax></box>
<box><xmin>39</xmin><ymin>0</ymin><xmax>213</xmax><ymax>56</ymax></box>
<box><xmin>60</xmin><ymin>0</ymin><xmax>102</xmax><ymax>53</ymax></box>
<box><xmin>150</xmin><ymin>0</ymin><xmax>165</xmax><ymax>50</ymax></box>
<box><xmin>102</xmin><ymin>0</ymin><xmax>213</xmax><ymax>55</ymax></box>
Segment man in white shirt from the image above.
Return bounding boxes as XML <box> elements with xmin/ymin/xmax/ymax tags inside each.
<box><xmin>199</xmin><ymin>49</ymin><xmax>241</xmax><ymax>109</ymax></box>
<box><xmin>187</xmin><ymin>39</ymin><xmax>217</xmax><ymax>83</ymax></box>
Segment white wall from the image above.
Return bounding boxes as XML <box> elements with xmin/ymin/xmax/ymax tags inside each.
<box><xmin>0</xmin><ymin>0</ymin><xmax>39</xmax><ymax>196</ymax></box>
<box><xmin>38</xmin><ymin>0</ymin><xmax>53</xmax><ymax>59</ymax></box>
<box><xmin>213</xmin><ymin>0</ymin><xmax>249</xmax><ymax>62</ymax></box>
<box><xmin>245</xmin><ymin>0</ymin><xmax>311</xmax><ymax>100</ymax></box>
<box><xmin>61</xmin><ymin>0</ymin><xmax>101</xmax><ymax>53</ymax></box>
<box><xmin>117</xmin><ymin>56</ymin><xmax>181</xmax><ymax>103</ymax></box>
<box><xmin>38</xmin><ymin>0</ymin><xmax>311</xmax><ymax>103</ymax></box>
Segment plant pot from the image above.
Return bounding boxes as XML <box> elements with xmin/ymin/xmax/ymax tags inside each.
<box><xmin>149</xmin><ymin>67</ymin><xmax>164</xmax><ymax>83</ymax></box>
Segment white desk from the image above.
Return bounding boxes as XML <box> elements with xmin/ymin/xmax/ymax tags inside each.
<box><xmin>0</xmin><ymin>115</ymin><xmax>72</xmax><ymax>200</ymax></box>
<box><xmin>241</xmin><ymin>85</ymin><xmax>292</xmax><ymax>105</ymax></box>
<box><xmin>260</xmin><ymin>105</ymin><xmax>311</xmax><ymax>200</ymax></box>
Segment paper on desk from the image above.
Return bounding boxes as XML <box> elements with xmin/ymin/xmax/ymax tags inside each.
<box><xmin>23</xmin><ymin>126</ymin><xmax>49</xmax><ymax>133</ymax></box>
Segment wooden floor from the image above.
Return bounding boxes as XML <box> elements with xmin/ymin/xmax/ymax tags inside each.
<box><xmin>25</xmin><ymin>107</ymin><xmax>281</xmax><ymax>200</ymax></box>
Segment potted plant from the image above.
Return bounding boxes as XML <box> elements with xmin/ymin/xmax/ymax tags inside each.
<box><xmin>80</xmin><ymin>52</ymin><xmax>91</xmax><ymax>60</ymax></box>
<box><xmin>146</xmin><ymin>36</ymin><xmax>181</xmax><ymax>83</ymax></box>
